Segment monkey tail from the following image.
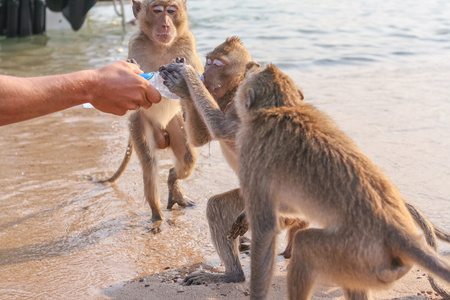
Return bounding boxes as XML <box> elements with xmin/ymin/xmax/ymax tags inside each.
<box><xmin>405</xmin><ymin>202</ymin><xmax>450</xmax><ymax>298</ymax></box>
<box><xmin>97</xmin><ymin>139</ymin><xmax>133</xmax><ymax>184</ymax></box>
<box><xmin>435</xmin><ymin>226</ymin><xmax>450</xmax><ymax>243</ymax></box>
<box><xmin>406</xmin><ymin>202</ymin><xmax>450</xmax><ymax>245</ymax></box>
<box><xmin>396</xmin><ymin>233</ymin><xmax>450</xmax><ymax>288</ymax></box>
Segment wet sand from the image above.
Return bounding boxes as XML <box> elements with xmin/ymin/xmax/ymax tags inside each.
<box><xmin>102</xmin><ymin>258</ymin><xmax>450</xmax><ymax>300</ymax></box>
<box><xmin>1</xmin><ymin>62</ymin><xmax>449</xmax><ymax>299</ymax></box>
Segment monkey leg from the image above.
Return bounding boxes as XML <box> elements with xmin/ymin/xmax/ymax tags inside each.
<box><xmin>129</xmin><ymin>112</ymin><xmax>163</xmax><ymax>221</ymax></box>
<box><xmin>247</xmin><ymin>194</ymin><xmax>279</xmax><ymax>299</ymax></box>
<box><xmin>228</xmin><ymin>212</ymin><xmax>308</xmax><ymax>257</ymax></box>
<box><xmin>165</xmin><ymin>114</ymin><xmax>197</xmax><ymax>209</ymax></box>
<box><xmin>288</xmin><ymin>229</ymin><xmax>373</xmax><ymax>300</ymax></box>
<box><xmin>183</xmin><ymin>189</ymin><xmax>246</xmax><ymax>285</ymax></box>
<box><xmin>279</xmin><ymin>217</ymin><xmax>309</xmax><ymax>259</ymax></box>
<box><xmin>343</xmin><ymin>289</ymin><xmax>371</xmax><ymax>300</ymax></box>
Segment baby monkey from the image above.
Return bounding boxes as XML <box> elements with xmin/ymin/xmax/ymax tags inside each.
<box><xmin>231</xmin><ymin>64</ymin><xmax>450</xmax><ymax>299</ymax></box>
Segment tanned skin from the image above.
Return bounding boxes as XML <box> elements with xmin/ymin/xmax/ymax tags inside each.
<box><xmin>98</xmin><ymin>0</ymin><xmax>204</xmax><ymax>222</ymax></box>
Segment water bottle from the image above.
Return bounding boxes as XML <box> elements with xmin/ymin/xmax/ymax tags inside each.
<box><xmin>139</xmin><ymin>72</ymin><xmax>204</xmax><ymax>99</ymax></box>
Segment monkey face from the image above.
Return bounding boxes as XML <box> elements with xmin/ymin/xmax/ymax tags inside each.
<box><xmin>202</xmin><ymin>37</ymin><xmax>253</xmax><ymax>102</ymax></box>
<box><xmin>203</xmin><ymin>56</ymin><xmax>230</xmax><ymax>99</ymax></box>
<box><xmin>133</xmin><ymin>0</ymin><xmax>187</xmax><ymax>45</ymax></box>
<box><xmin>151</xmin><ymin>4</ymin><xmax>178</xmax><ymax>44</ymax></box>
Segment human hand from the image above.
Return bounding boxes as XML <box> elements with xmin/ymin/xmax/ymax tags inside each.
<box><xmin>88</xmin><ymin>61</ymin><xmax>161</xmax><ymax>116</ymax></box>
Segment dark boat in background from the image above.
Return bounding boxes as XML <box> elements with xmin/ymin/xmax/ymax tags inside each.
<box><xmin>0</xmin><ymin>0</ymin><xmax>120</xmax><ymax>38</ymax></box>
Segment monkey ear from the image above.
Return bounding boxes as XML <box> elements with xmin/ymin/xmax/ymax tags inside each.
<box><xmin>245</xmin><ymin>88</ymin><xmax>256</xmax><ymax>109</ymax></box>
<box><xmin>132</xmin><ymin>0</ymin><xmax>141</xmax><ymax>19</ymax></box>
<box><xmin>245</xmin><ymin>61</ymin><xmax>260</xmax><ymax>71</ymax></box>
<box><xmin>298</xmin><ymin>89</ymin><xmax>304</xmax><ymax>101</ymax></box>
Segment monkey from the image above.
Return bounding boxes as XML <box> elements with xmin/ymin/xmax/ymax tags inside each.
<box><xmin>228</xmin><ymin>63</ymin><xmax>450</xmax><ymax>299</ymax></box>
<box><xmin>97</xmin><ymin>0</ymin><xmax>204</xmax><ymax>222</ymax></box>
<box><xmin>159</xmin><ymin>37</ymin><xmax>309</xmax><ymax>285</ymax></box>
<box><xmin>161</xmin><ymin>55</ymin><xmax>450</xmax><ymax>298</ymax></box>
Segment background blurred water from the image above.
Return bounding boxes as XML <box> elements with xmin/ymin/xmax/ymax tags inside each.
<box><xmin>0</xmin><ymin>1</ymin><xmax>449</xmax><ymax>299</ymax></box>
<box><xmin>189</xmin><ymin>0</ymin><xmax>450</xmax><ymax>72</ymax></box>
<box><xmin>1</xmin><ymin>0</ymin><xmax>449</xmax><ymax>76</ymax></box>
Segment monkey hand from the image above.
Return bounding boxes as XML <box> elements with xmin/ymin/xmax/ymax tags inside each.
<box><xmin>159</xmin><ymin>57</ymin><xmax>196</xmax><ymax>100</ymax></box>
<box><xmin>227</xmin><ymin>210</ymin><xmax>249</xmax><ymax>240</ymax></box>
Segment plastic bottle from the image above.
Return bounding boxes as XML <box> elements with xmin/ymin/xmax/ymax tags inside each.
<box><xmin>139</xmin><ymin>72</ymin><xmax>204</xmax><ymax>99</ymax></box>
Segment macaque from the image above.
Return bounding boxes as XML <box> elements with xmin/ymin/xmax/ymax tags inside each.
<box><xmin>98</xmin><ymin>0</ymin><xmax>204</xmax><ymax>222</ymax></box>
<box><xmin>231</xmin><ymin>64</ymin><xmax>450</xmax><ymax>299</ymax></box>
<box><xmin>161</xmin><ymin>53</ymin><xmax>450</xmax><ymax>297</ymax></box>
<box><xmin>159</xmin><ymin>37</ymin><xmax>308</xmax><ymax>285</ymax></box>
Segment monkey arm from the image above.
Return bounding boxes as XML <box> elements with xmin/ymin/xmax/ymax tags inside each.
<box><xmin>179</xmin><ymin>99</ymin><xmax>212</xmax><ymax>147</ymax></box>
<box><xmin>185</xmin><ymin>71</ymin><xmax>239</xmax><ymax>141</ymax></box>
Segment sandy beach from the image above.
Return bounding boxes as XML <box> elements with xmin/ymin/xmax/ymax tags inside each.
<box><xmin>1</xmin><ymin>62</ymin><xmax>450</xmax><ymax>300</ymax></box>
<box><xmin>101</xmin><ymin>253</ymin><xmax>450</xmax><ymax>300</ymax></box>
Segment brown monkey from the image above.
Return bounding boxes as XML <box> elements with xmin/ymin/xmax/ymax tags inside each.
<box><xmin>231</xmin><ymin>64</ymin><xmax>450</xmax><ymax>299</ymax></box>
<box><xmin>159</xmin><ymin>37</ymin><xmax>308</xmax><ymax>285</ymax></box>
<box><xmin>161</xmin><ymin>54</ymin><xmax>450</xmax><ymax>297</ymax></box>
<box><xmin>98</xmin><ymin>0</ymin><xmax>204</xmax><ymax>222</ymax></box>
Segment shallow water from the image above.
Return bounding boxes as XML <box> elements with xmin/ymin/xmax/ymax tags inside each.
<box><xmin>1</xmin><ymin>1</ymin><xmax>450</xmax><ymax>299</ymax></box>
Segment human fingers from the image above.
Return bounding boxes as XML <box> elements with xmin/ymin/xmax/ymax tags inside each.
<box><xmin>145</xmin><ymin>84</ymin><xmax>161</xmax><ymax>105</ymax></box>
<box><xmin>127</xmin><ymin>61</ymin><xmax>144</xmax><ymax>74</ymax></box>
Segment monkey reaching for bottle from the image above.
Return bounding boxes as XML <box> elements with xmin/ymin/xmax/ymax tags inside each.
<box><xmin>159</xmin><ymin>38</ymin><xmax>308</xmax><ymax>285</ymax></box>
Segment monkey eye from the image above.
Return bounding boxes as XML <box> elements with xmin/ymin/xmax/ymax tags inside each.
<box><xmin>152</xmin><ymin>6</ymin><xmax>164</xmax><ymax>13</ymax></box>
<box><xmin>167</xmin><ymin>6</ymin><xmax>177</xmax><ymax>14</ymax></box>
<box><xmin>207</xmin><ymin>58</ymin><xmax>212</xmax><ymax>65</ymax></box>
<box><xmin>213</xmin><ymin>59</ymin><xmax>223</xmax><ymax>67</ymax></box>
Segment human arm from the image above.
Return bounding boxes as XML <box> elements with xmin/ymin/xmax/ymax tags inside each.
<box><xmin>0</xmin><ymin>61</ymin><xmax>161</xmax><ymax>126</ymax></box>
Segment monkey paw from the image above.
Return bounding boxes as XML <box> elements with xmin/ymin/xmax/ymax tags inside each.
<box><xmin>167</xmin><ymin>186</ymin><xmax>196</xmax><ymax>209</ymax></box>
<box><xmin>159</xmin><ymin>58</ymin><xmax>192</xmax><ymax>99</ymax></box>
<box><xmin>227</xmin><ymin>211</ymin><xmax>249</xmax><ymax>240</ymax></box>
<box><xmin>182</xmin><ymin>271</ymin><xmax>245</xmax><ymax>286</ymax></box>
